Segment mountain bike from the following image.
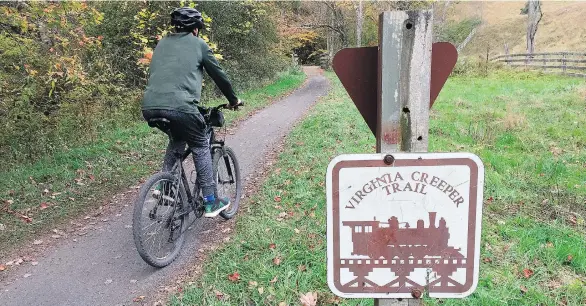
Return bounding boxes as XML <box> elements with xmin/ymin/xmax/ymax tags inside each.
<box><xmin>132</xmin><ymin>103</ymin><xmax>242</xmax><ymax>268</ymax></box>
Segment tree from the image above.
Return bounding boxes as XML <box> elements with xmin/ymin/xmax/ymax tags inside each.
<box><xmin>526</xmin><ymin>0</ymin><xmax>542</xmax><ymax>56</ymax></box>
<box><xmin>355</xmin><ymin>0</ymin><xmax>363</xmax><ymax>47</ymax></box>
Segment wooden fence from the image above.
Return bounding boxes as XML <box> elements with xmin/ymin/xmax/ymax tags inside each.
<box><xmin>490</xmin><ymin>52</ymin><xmax>586</xmax><ymax>78</ymax></box>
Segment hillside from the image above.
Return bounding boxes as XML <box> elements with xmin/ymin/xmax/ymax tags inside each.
<box><xmin>450</xmin><ymin>1</ymin><xmax>586</xmax><ymax>57</ymax></box>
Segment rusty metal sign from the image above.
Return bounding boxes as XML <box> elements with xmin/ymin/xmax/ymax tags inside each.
<box><xmin>332</xmin><ymin>47</ymin><xmax>378</xmax><ymax>135</ymax></box>
<box><xmin>332</xmin><ymin>43</ymin><xmax>458</xmax><ymax>136</ymax></box>
<box><xmin>326</xmin><ymin>153</ymin><xmax>484</xmax><ymax>299</ymax></box>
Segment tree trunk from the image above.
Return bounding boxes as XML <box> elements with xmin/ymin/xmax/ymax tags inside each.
<box><xmin>526</xmin><ymin>0</ymin><xmax>543</xmax><ymax>57</ymax></box>
<box><xmin>355</xmin><ymin>0</ymin><xmax>363</xmax><ymax>47</ymax></box>
<box><xmin>457</xmin><ymin>26</ymin><xmax>478</xmax><ymax>53</ymax></box>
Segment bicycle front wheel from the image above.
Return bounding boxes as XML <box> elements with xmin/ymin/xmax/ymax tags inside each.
<box><xmin>132</xmin><ymin>172</ymin><xmax>186</xmax><ymax>268</ymax></box>
<box><xmin>213</xmin><ymin>146</ymin><xmax>242</xmax><ymax>220</ymax></box>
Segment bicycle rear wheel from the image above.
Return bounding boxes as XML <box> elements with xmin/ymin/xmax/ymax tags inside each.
<box><xmin>132</xmin><ymin>172</ymin><xmax>186</xmax><ymax>267</ymax></box>
<box><xmin>213</xmin><ymin>146</ymin><xmax>242</xmax><ymax>220</ymax></box>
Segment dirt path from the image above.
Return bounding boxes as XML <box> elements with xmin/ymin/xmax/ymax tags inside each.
<box><xmin>0</xmin><ymin>67</ymin><xmax>329</xmax><ymax>306</ymax></box>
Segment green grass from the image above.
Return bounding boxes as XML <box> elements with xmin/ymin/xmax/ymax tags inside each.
<box><xmin>0</xmin><ymin>69</ymin><xmax>306</xmax><ymax>258</ymax></box>
<box><xmin>172</xmin><ymin>70</ymin><xmax>586</xmax><ymax>306</ymax></box>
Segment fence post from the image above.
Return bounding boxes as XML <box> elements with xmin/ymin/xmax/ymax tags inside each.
<box><xmin>562</xmin><ymin>52</ymin><xmax>567</xmax><ymax>74</ymax></box>
<box><xmin>375</xmin><ymin>9</ymin><xmax>433</xmax><ymax>305</ymax></box>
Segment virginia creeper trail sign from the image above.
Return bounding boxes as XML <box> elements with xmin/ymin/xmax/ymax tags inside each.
<box><xmin>326</xmin><ymin>153</ymin><xmax>484</xmax><ymax>299</ymax></box>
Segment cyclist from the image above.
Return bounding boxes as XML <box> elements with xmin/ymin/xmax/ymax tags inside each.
<box><xmin>141</xmin><ymin>7</ymin><xmax>242</xmax><ymax>218</ymax></box>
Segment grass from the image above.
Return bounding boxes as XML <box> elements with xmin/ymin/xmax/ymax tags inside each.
<box><xmin>0</xmin><ymin>69</ymin><xmax>306</xmax><ymax>258</ymax></box>
<box><xmin>171</xmin><ymin>70</ymin><xmax>586</xmax><ymax>305</ymax></box>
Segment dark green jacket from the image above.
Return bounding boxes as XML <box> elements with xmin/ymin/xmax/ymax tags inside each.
<box><xmin>141</xmin><ymin>32</ymin><xmax>238</xmax><ymax>114</ymax></box>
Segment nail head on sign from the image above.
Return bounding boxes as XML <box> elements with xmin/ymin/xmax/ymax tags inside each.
<box><xmin>383</xmin><ymin>155</ymin><xmax>395</xmax><ymax>165</ymax></box>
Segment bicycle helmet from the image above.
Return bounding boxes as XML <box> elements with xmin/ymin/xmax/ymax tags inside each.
<box><xmin>171</xmin><ymin>7</ymin><xmax>204</xmax><ymax>32</ymax></box>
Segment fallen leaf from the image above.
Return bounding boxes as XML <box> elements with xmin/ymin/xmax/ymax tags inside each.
<box><xmin>69</xmin><ymin>197</ymin><xmax>75</xmax><ymax>201</ymax></box>
<box><xmin>31</xmin><ymin>262</ymin><xmax>38</xmax><ymax>266</ymax></box>
<box><xmin>520</xmin><ymin>285</ymin><xmax>528</xmax><ymax>294</ymax></box>
<box><xmin>105</xmin><ymin>279</ymin><xmax>112</xmax><ymax>284</ymax></box>
<box><xmin>258</xmin><ymin>287</ymin><xmax>264</xmax><ymax>295</ymax></box>
<box><xmin>278</xmin><ymin>302</ymin><xmax>287</xmax><ymax>306</ymax></box>
<box><xmin>51</xmin><ymin>234</ymin><xmax>61</xmax><ymax>239</ymax></box>
<box><xmin>523</xmin><ymin>268</ymin><xmax>534</xmax><ymax>278</ymax></box>
<box><xmin>214</xmin><ymin>290</ymin><xmax>224</xmax><ymax>300</ymax></box>
<box><xmin>298</xmin><ymin>265</ymin><xmax>306</xmax><ymax>272</ymax></box>
<box><xmin>483</xmin><ymin>257</ymin><xmax>492</xmax><ymax>263</ymax></box>
<box><xmin>40</xmin><ymin>202</ymin><xmax>50</xmax><ymax>210</ymax></box>
<box><xmin>42</xmin><ymin>189</ymin><xmax>49</xmax><ymax>195</ymax></box>
<box><xmin>88</xmin><ymin>175</ymin><xmax>95</xmax><ymax>181</ymax></box>
<box><xmin>487</xmin><ymin>196</ymin><xmax>494</xmax><ymax>203</ymax></box>
<box><xmin>0</xmin><ymin>265</ymin><xmax>5</xmax><ymax>271</ymax></box>
<box><xmin>248</xmin><ymin>281</ymin><xmax>258</xmax><ymax>287</ymax></box>
<box><xmin>20</xmin><ymin>214</ymin><xmax>33</xmax><ymax>224</ymax></box>
<box><xmin>270</xmin><ymin>276</ymin><xmax>278</xmax><ymax>283</ymax></box>
<box><xmin>294</xmin><ymin>228</ymin><xmax>300</xmax><ymax>234</ymax></box>
<box><xmin>14</xmin><ymin>258</ymin><xmax>23</xmax><ymax>265</ymax></box>
<box><xmin>569</xmin><ymin>215</ymin><xmax>577</xmax><ymax>225</ymax></box>
<box><xmin>565</xmin><ymin>254</ymin><xmax>573</xmax><ymax>263</ymax></box>
<box><xmin>133</xmin><ymin>296</ymin><xmax>145</xmax><ymax>302</ymax></box>
<box><xmin>33</xmin><ymin>240</ymin><xmax>43</xmax><ymax>245</ymax></box>
<box><xmin>0</xmin><ymin>223</ymin><xmax>5</xmax><ymax>231</ymax></box>
<box><xmin>299</xmin><ymin>292</ymin><xmax>318</xmax><ymax>306</ymax></box>
<box><xmin>274</xmin><ymin>196</ymin><xmax>281</xmax><ymax>202</ymax></box>
<box><xmin>269</xmin><ymin>243</ymin><xmax>276</xmax><ymax>249</ymax></box>
<box><xmin>130</xmin><ymin>279</ymin><xmax>137</xmax><ymax>283</ymax></box>
<box><xmin>23</xmin><ymin>273</ymin><xmax>32</xmax><ymax>278</ymax></box>
<box><xmin>546</xmin><ymin>242</ymin><xmax>554</xmax><ymax>248</ymax></box>
<box><xmin>273</xmin><ymin>257</ymin><xmax>281</xmax><ymax>266</ymax></box>
<box><xmin>228</xmin><ymin>271</ymin><xmax>240</xmax><ymax>282</ymax></box>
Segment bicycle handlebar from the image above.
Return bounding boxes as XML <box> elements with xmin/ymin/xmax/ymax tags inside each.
<box><xmin>216</xmin><ymin>101</ymin><xmax>245</xmax><ymax>111</ymax></box>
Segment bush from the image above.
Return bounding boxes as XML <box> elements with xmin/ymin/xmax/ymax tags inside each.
<box><xmin>451</xmin><ymin>56</ymin><xmax>506</xmax><ymax>77</ymax></box>
<box><xmin>0</xmin><ymin>1</ymin><xmax>293</xmax><ymax>168</ymax></box>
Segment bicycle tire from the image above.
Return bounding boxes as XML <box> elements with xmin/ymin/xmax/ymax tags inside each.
<box><xmin>132</xmin><ymin>171</ymin><xmax>186</xmax><ymax>268</ymax></box>
<box><xmin>212</xmin><ymin>146</ymin><xmax>242</xmax><ymax>220</ymax></box>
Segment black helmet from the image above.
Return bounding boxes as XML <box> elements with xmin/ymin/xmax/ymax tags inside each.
<box><xmin>171</xmin><ymin>7</ymin><xmax>204</xmax><ymax>31</ymax></box>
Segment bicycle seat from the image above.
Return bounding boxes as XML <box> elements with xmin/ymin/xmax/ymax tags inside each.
<box><xmin>147</xmin><ymin>117</ymin><xmax>171</xmax><ymax>132</ymax></box>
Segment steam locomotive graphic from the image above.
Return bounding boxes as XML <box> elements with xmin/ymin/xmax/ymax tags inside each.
<box><xmin>342</xmin><ymin>212</ymin><xmax>464</xmax><ymax>259</ymax></box>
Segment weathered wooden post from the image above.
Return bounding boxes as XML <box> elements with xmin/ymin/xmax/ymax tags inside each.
<box><xmin>327</xmin><ymin>8</ymin><xmax>484</xmax><ymax>306</ymax></box>
<box><xmin>374</xmin><ymin>10</ymin><xmax>432</xmax><ymax>306</ymax></box>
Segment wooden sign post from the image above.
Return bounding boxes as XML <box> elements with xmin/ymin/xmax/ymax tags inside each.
<box><xmin>327</xmin><ymin>9</ymin><xmax>483</xmax><ymax>306</ymax></box>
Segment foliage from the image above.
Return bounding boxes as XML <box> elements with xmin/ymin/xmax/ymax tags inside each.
<box><xmin>521</xmin><ymin>1</ymin><xmax>529</xmax><ymax>15</ymax></box>
<box><xmin>0</xmin><ymin>1</ymin><xmax>293</xmax><ymax>169</ymax></box>
<box><xmin>435</xmin><ymin>17</ymin><xmax>482</xmax><ymax>47</ymax></box>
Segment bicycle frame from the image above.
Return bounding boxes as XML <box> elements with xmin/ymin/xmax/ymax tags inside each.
<box><xmin>167</xmin><ymin>119</ymin><xmax>227</xmax><ymax>220</ymax></box>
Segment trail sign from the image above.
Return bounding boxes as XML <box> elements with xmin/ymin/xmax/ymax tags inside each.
<box><xmin>326</xmin><ymin>153</ymin><xmax>484</xmax><ymax>299</ymax></box>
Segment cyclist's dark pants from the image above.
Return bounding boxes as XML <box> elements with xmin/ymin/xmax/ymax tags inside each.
<box><xmin>142</xmin><ymin>109</ymin><xmax>216</xmax><ymax>198</ymax></box>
